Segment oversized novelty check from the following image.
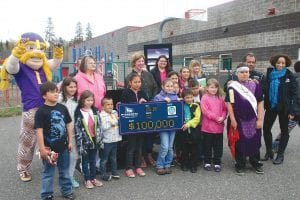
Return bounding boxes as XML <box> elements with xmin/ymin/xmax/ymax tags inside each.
<box><xmin>118</xmin><ymin>101</ymin><xmax>183</xmax><ymax>135</ymax></box>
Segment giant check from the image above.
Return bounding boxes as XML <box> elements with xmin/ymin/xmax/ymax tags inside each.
<box><xmin>118</xmin><ymin>101</ymin><xmax>184</xmax><ymax>135</ymax></box>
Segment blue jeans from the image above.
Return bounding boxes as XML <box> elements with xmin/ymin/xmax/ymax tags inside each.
<box><xmin>82</xmin><ymin>149</ymin><xmax>97</xmax><ymax>181</ymax></box>
<box><xmin>156</xmin><ymin>131</ymin><xmax>176</xmax><ymax>169</ymax></box>
<box><xmin>41</xmin><ymin>149</ymin><xmax>72</xmax><ymax>199</ymax></box>
<box><xmin>100</xmin><ymin>142</ymin><xmax>118</xmax><ymax>176</ymax></box>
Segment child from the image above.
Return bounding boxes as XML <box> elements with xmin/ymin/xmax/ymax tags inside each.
<box><xmin>34</xmin><ymin>82</ymin><xmax>75</xmax><ymax>200</ymax></box>
<box><xmin>179</xmin><ymin>89</ymin><xmax>201</xmax><ymax>173</ymax></box>
<box><xmin>74</xmin><ymin>90</ymin><xmax>103</xmax><ymax>189</ymax></box>
<box><xmin>99</xmin><ymin>97</ymin><xmax>122</xmax><ymax>181</ymax></box>
<box><xmin>58</xmin><ymin>77</ymin><xmax>79</xmax><ymax>188</ymax></box>
<box><xmin>167</xmin><ymin>71</ymin><xmax>180</xmax><ymax>86</ymax></box>
<box><xmin>154</xmin><ymin>79</ymin><xmax>179</xmax><ymax>175</ymax></box>
<box><xmin>200</xmin><ymin>79</ymin><xmax>227</xmax><ymax>172</ymax></box>
<box><xmin>188</xmin><ymin>79</ymin><xmax>202</xmax><ymax>104</ymax></box>
<box><xmin>121</xmin><ymin>73</ymin><xmax>148</xmax><ymax>178</ymax></box>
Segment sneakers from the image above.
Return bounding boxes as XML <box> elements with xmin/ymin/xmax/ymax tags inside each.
<box><xmin>112</xmin><ymin>173</ymin><xmax>120</xmax><ymax>179</ymax></box>
<box><xmin>125</xmin><ymin>169</ymin><xmax>135</xmax><ymax>178</ymax></box>
<box><xmin>255</xmin><ymin>166</ymin><xmax>264</xmax><ymax>174</ymax></box>
<box><xmin>91</xmin><ymin>179</ymin><xmax>103</xmax><ymax>187</ymax></box>
<box><xmin>70</xmin><ymin>177</ymin><xmax>79</xmax><ymax>188</ymax></box>
<box><xmin>43</xmin><ymin>195</ymin><xmax>54</xmax><ymax>200</ymax></box>
<box><xmin>235</xmin><ymin>168</ymin><xmax>245</xmax><ymax>176</ymax></box>
<box><xmin>204</xmin><ymin>164</ymin><xmax>212</xmax><ymax>171</ymax></box>
<box><xmin>136</xmin><ymin>168</ymin><xmax>146</xmax><ymax>177</ymax></box>
<box><xmin>101</xmin><ymin>175</ymin><xmax>112</xmax><ymax>181</ymax></box>
<box><xmin>20</xmin><ymin>171</ymin><xmax>31</xmax><ymax>182</ymax></box>
<box><xmin>156</xmin><ymin>168</ymin><xmax>166</xmax><ymax>175</ymax></box>
<box><xmin>63</xmin><ymin>193</ymin><xmax>76</xmax><ymax>200</ymax></box>
<box><xmin>273</xmin><ymin>154</ymin><xmax>284</xmax><ymax>165</ymax></box>
<box><xmin>214</xmin><ymin>165</ymin><xmax>222</xmax><ymax>172</ymax></box>
<box><xmin>85</xmin><ymin>180</ymin><xmax>94</xmax><ymax>189</ymax></box>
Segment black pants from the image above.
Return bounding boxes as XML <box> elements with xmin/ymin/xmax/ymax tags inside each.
<box><xmin>202</xmin><ymin>132</ymin><xmax>223</xmax><ymax>165</ymax></box>
<box><xmin>235</xmin><ymin>142</ymin><xmax>261</xmax><ymax>169</ymax></box>
<box><xmin>181</xmin><ymin>140</ymin><xmax>198</xmax><ymax>168</ymax></box>
<box><xmin>263</xmin><ymin>108</ymin><xmax>289</xmax><ymax>155</ymax></box>
<box><xmin>126</xmin><ymin>134</ymin><xmax>144</xmax><ymax>170</ymax></box>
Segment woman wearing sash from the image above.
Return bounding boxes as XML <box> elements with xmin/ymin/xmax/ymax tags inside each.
<box><xmin>226</xmin><ymin>63</ymin><xmax>264</xmax><ymax>175</ymax></box>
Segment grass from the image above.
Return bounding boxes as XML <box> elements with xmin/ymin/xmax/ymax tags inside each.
<box><xmin>0</xmin><ymin>106</ymin><xmax>22</xmax><ymax>117</ymax></box>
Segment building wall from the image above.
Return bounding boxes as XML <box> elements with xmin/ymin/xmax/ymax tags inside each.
<box><xmin>73</xmin><ymin>0</ymin><xmax>300</xmax><ymax>80</ymax></box>
<box><xmin>127</xmin><ymin>0</ymin><xmax>300</xmax><ymax>72</ymax></box>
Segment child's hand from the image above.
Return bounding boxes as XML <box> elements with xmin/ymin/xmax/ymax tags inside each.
<box><xmin>217</xmin><ymin>117</ymin><xmax>224</xmax><ymax>124</ymax></box>
<box><xmin>181</xmin><ymin>124</ymin><xmax>188</xmax><ymax>131</ymax></box>
<box><xmin>164</xmin><ymin>97</ymin><xmax>171</xmax><ymax>102</ymax></box>
<box><xmin>68</xmin><ymin>142</ymin><xmax>72</xmax><ymax>152</ymax></box>
<box><xmin>39</xmin><ymin>147</ymin><xmax>51</xmax><ymax>160</ymax></box>
<box><xmin>139</xmin><ymin>98</ymin><xmax>147</xmax><ymax>103</ymax></box>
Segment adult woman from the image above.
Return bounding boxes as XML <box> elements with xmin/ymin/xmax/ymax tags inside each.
<box><xmin>189</xmin><ymin>59</ymin><xmax>206</xmax><ymax>95</ymax></box>
<box><xmin>262</xmin><ymin>54</ymin><xmax>296</xmax><ymax>164</ymax></box>
<box><xmin>125</xmin><ymin>53</ymin><xmax>158</xmax><ymax>167</ymax></box>
<box><xmin>150</xmin><ymin>55</ymin><xmax>172</xmax><ymax>92</ymax></box>
<box><xmin>74</xmin><ymin>55</ymin><xmax>106</xmax><ymax>111</ymax></box>
<box><xmin>179</xmin><ymin>66</ymin><xmax>191</xmax><ymax>94</ymax></box>
<box><xmin>125</xmin><ymin>53</ymin><xmax>158</xmax><ymax>101</ymax></box>
<box><xmin>226</xmin><ymin>63</ymin><xmax>264</xmax><ymax>175</ymax></box>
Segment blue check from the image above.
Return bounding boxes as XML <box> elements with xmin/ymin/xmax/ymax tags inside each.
<box><xmin>118</xmin><ymin>101</ymin><xmax>184</xmax><ymax>135</ymax></box>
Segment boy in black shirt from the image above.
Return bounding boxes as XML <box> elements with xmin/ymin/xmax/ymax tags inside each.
<box><xmin>35</xmin><ymin>82</ymin><xmax>75</xmax><ymax>200</ymax></box>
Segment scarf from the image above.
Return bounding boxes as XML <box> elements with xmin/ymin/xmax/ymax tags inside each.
<box><xmin>269</xmin><ymin>67</ymin><xmax>286</xmax><ymax>108</ymax></box>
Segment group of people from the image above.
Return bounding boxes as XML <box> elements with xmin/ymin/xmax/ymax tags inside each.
<box><xmin>3</xmin><ymin>33</ymin><xmax>299</xmax><ymax>200</ymax></box>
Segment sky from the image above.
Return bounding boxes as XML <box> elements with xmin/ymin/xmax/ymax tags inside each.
<box><xmin>0</xmin><ymin>0</ymin><xmax>233</xmax><ymax>41</ymax></box>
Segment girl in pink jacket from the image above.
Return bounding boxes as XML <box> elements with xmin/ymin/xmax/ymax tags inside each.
<box><xmin>200</xmin><ymin>78</ymin><xmax>227</xmax><ymax>172</ymax></box>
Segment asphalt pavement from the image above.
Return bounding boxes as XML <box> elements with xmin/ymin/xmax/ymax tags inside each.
<box><xmin>0</xmin><ymin>116</ymin><xmax>299</xmax><ymax>200</ymax></box>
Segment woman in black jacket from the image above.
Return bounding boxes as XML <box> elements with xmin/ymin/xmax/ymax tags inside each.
<box><xmin>262</xmin><ymin>54</ymin><xmax>296</xmax><ymax>164</ymax></box>
<box><xmin>150</xmin><ymin>55</ymin><xmax>172</xmax><ymax>93</ymax></box>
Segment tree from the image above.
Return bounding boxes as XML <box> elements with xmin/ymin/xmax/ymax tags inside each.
<box><xmin>45</xmin><ymin>17</ymin><xmax>56</xmax><ymax>43</ymax></box>
<box><xmin>74</xmin><ymin>22</ymin><xmax>83</xmax><ymax>44</ymax></box>
<box><xmin>85</xmin><ymin>23</ymin><xmax>93</xmax><ymax>40</ymax></box>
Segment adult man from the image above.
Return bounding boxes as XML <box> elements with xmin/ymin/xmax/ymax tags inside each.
<box><xmin>224</xmin><ymin>53</ymin><xmax>264</xmax><ymax>92</ymax></box>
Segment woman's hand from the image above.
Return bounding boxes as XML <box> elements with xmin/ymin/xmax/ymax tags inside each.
<box><xmin>256</xmin><ymin>119</ymin><xmax>263</xmax><ymax>129</ymax></box>
<box><xmin>230</xmin><ymin>119</ymin><xmax>237</xmax><ymax>130</ymax></box>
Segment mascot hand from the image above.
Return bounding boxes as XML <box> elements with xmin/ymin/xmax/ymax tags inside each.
<box><xmin>12</xmin><ymin>39</ymin><xmax>27</xmax><ymax>59</ymax></box>
<box><xmin>53</xmin><ymin>43</ymin><xmax>63</xmax><ymax>59</ymax></box>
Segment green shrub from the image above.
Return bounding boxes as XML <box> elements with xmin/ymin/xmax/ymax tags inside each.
<box><xmin>0</xmin><ymin>106</ymin><xmax>22</xmax><ymax>117</ymax></box>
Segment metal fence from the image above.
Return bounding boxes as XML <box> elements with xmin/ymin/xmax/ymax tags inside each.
<box><xmin>1</xmin><ymin>60</ymin><xmax>232</xmax><ymax>109</ymax></box>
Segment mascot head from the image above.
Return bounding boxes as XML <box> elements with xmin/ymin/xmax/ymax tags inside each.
<box><xmin>0</xmin><ymin>32</ymin><xmax>52</xmax><ymax>90</ymax></box>
<box><xmin>19</xmin><ymin>32</ymin><xmax>49</xmax><ymax>70</ymax></box>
